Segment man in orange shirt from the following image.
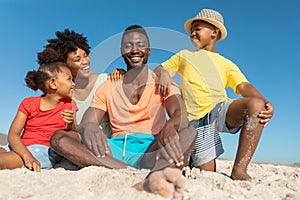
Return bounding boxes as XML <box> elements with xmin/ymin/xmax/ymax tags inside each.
<box><xmin>51</xmin><ymin>25</ymin><xmax>196</xmax><ymax>198</ymax></box>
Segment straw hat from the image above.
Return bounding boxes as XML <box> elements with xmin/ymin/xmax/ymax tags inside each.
<box><xmin>184</xmin><ymin>8</ymin><xmax>227</xmax><ymax>40</ymax></box>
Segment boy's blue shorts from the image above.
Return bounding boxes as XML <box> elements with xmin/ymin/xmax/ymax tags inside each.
<box><xmin>1</xmin><ymin>144</ymin><xmax>61</xmax><ymax>169</ymax></box>
<box><xmin>108</xmin><ymin>133</ymin><xmax>156</xmax><ymax>168</ymax></box>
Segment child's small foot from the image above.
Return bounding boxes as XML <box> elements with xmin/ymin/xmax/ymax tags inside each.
<box><xmin>231</xmin><ymin>169</ymin><xmax>251</xmax><ymax>181</ymax></box>
<box><xmin>133</xmin><ymin>167</ymin><xmax>186</xmax><ymax>198</ymax></box>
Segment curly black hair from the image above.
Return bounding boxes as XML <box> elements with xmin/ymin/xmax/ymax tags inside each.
<box><xmin>37</xmin><ymin>47</ymin><xmax>63</xmax><ymax>65</ymax></box>
<box><xmin>27</xmin><ymin>48</ymin><xmax>68</xmax><ymax>93</ymax></box>
<box><xmin>45</xmin><ymin>29</ymin><xmax>91</xmax><ymax>62</ymax></box>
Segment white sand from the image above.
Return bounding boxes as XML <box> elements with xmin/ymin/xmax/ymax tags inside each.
<box><xmin>0</xmin><ymin>159</ymin><xmax>299</xmax><ymax>200</ymax></box>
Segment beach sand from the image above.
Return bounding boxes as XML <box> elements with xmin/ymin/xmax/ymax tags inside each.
<box><xmin>0</xmin><ymin>160</ymin><xmax>299</xmax><ymax>199</ymax></box>
<box><xmin>0</xmin><ymin>134</ymin><xmax>299</xmax><ymax>200</ymax></box>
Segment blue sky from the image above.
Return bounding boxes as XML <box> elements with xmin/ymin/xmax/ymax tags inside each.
<box><xmin>0</xmin><ymin>0</ymin><xmax>299</xmax><ymax>164</ymax></box>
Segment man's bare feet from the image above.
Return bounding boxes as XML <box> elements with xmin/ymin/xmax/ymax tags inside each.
<box><xmin>133</xmin><ymin>167</ymin><xmax>186</xmax><ymax>198</ymax></box>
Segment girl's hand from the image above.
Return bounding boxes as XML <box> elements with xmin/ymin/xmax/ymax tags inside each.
<box><xmin>61</xmin><ymin>109</ymin><xmax>75</xmax><ymax>124</ymax></box>
<box><xmin>108</xmin><ymin>68</ymin><xmax>126</xmax><ymax>82</ymax></box>
<box><xmin>23</xmin><ymin>154</ymin><xmax>41</xmax><ymax>172</ymax></box>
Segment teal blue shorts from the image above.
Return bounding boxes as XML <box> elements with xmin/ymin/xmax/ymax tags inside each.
<box><xmin>108</xmin><ymin>134</ymin><xmax>156</xmax><ymax>168</ymax></box>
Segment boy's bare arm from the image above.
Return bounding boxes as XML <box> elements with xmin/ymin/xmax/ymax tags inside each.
<box><xmin>154</xmin><ymin>65</ymin><xmax>173</xmax><ymax>97</ymax></box>
<box><xmin>236</xmin><ymin>82</ymin><xmax>267</xmax><ymax>101</ymax></box>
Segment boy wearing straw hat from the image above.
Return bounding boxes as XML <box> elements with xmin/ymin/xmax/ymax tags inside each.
<box><xmin>155</xmin><ymin>8</ymin><xmax>274</xmax><ymax>180</ymax></box>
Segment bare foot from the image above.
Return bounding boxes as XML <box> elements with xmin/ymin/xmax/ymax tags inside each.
<box><xmin>133</xmin><ymin>167</ymin><xmax>186</xmax><ymax>198</ymax></box>
<box><xmin>231</xmin><ymin>169</ymin><xmax>251</xmax><ymax>181</ymax></box>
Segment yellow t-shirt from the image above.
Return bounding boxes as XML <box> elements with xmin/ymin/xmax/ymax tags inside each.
<box><xmin>91</xmin><ymin>69</ymin><xmax>181</xmax><ymax>137</ymax></box>
<box><xmin>161</xmin><ymin>49</ymin><xmax>248</xmax><ymax>121</ymax></box>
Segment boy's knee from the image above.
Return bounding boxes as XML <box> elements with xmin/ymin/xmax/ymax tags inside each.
<box><xmin>246</xmin><ymin>98</ymin><xmax>265</xmax><ymax>113</ymax></box>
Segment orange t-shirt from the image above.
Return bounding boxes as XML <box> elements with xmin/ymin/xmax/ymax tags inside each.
<box><xmin>91</xmin><ymin>70</ymin><xmax>180</xmax><ymax>137</ymax></box>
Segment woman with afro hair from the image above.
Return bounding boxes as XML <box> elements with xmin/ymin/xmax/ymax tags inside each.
<box><xmin>39</xmin><ymin>29</ymin><xmax>124</xmax><ymax>136</ymax></box>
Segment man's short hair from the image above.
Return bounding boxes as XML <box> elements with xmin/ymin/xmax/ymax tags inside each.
<box><xmin>121</xmin><ymin>24</ymin><xmax>150</xmax><ymax>46</ymax></box>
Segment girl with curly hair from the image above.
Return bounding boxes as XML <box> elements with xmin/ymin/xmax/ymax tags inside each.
<box><xmin>0</xmin><ymin>48</ymin><xmax>77</xmax><ymax>171</ymax></box>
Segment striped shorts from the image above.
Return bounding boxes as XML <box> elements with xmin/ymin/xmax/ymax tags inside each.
<box><xmin>189</xmin><ymin>100</ymin><xmax>240</xmax><ymax>166</ymax></box>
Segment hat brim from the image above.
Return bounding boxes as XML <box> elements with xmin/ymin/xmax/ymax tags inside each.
<box><xmin>184</xmin><ymin>17</ymin><xmax>227</xmax><ymax>41</ymax></box>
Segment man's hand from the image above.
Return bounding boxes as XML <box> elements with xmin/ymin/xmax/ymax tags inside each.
<box><xmin>156</xmin><ymin>122</ymin><xmax>184</xmax><ymax>167</ymax></box>
<box><xmin>80</xmin><ymin>123</ymin><xmax>111</xmax><ymax>158</ymax></box>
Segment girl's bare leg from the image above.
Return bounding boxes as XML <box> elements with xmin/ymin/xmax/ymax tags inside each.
<box><xmin>0</xmin><ymin>151</ymin><xmax>24</xmax><ymax>169</ymax></box>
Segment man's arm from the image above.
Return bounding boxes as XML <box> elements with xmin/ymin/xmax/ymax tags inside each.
<box><xmin>157</xmin><ymin>94</ymin><xmax>189</xmax><ymax>167</ymax></box>
<box><xmin>237</xmin><ymin>82</ymin><xmax>274</xmax><ymax>126</ymax></box>
<box><xmin>164</xmin><ymin>94</ymin><xmax>189</xmax><ymax>130</ymax></box>
<box><xmin>78</xmin><ymin>107</ymin><xmax>111</xmax><ymax>157</ymax></box>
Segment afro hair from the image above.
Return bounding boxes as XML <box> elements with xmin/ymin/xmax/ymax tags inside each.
<box><xmin>45</xmin><ymin>29</ymin><xmax>90</xmax><ymax>62</ymax></box>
